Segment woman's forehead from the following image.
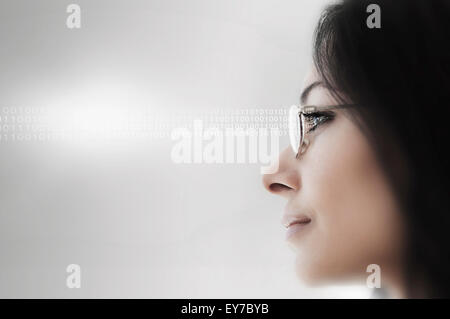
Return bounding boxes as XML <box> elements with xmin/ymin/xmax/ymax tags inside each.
<box><xmin>300</xmin><ymin>66</ymin><xmax>337</xmax><ymax>106</ymax></box>
<box><xmin>302</xmin><ymin>66</ymin><xmax>320</xmax><ymax>90</ymax></box>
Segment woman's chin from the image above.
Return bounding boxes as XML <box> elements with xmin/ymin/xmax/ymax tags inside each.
<box><xmin>294</xmin><ymin>255</ymin><xmax>350</xmax><ymax>287</ymax></box>
<box><xmin>294</xmin><ymin>259</ymin><xmax>326</xmax><ymax>286</ymax></box>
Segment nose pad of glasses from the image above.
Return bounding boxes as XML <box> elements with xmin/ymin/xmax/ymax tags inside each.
<box><xmin>299</xmin><ymin>138</ymin><xmax>310</xmax><ymax>155</ymax></box>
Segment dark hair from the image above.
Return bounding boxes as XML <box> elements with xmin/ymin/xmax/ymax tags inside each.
<box><xmin>313</xmin><ymin>0</ymin><xmax>450</xmax><ymax>298</ymax></box>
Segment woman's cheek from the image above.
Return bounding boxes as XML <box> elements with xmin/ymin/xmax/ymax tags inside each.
<box><xmin>296</xmin><ymin>117</ymin><xmax>403</xmax><ymax>281</ymax></box>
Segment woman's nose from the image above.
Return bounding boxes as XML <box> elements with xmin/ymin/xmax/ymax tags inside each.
<box><xmin>262</xmin><ymin>147</ymin><xmax>300</xmax><ymax>199</ymax></box>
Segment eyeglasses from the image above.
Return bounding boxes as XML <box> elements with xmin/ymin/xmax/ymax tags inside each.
<box><xmin>289</xmin><ymin>104</ymin><xmax>356</xmax><ymax>158</ymax></box>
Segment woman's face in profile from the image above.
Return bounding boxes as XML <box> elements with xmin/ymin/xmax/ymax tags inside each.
<box><xmin>263</xmin><ymin>67</ymin><xmax>406</xmax><ymax>288</ymax></box>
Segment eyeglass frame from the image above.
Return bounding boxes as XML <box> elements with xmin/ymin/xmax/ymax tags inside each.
<box><xmin>289</xmin><ymin>103</ymin><xmax>357</xmax><ymax>159</ymax></box>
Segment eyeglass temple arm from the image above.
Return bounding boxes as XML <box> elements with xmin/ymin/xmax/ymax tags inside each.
<box><xmin>300</xmin><ymin>103</ymin><xmax>356</xmax><ymax>114</ymax></box>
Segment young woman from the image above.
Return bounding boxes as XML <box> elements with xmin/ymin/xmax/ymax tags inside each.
<box><xmin>263</xmin><ymin>0</ymin><xmax>450</xmax><ymax>298</ymax></box>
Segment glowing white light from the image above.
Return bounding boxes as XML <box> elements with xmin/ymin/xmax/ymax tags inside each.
<box><xmin>43</xmin><ymin>77</ymin><xmax>142</xmax><ymax>144</ymax></box>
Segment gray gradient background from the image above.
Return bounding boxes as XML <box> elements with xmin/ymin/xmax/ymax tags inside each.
<box><xmin>0</xmin><ymin>0</ymin><xmax>369</xmax><ymax>298</ymax></box>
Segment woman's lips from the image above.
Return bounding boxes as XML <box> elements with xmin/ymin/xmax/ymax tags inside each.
<box><xmin>284</xmin><ymin>217</ymin><xmax>312</xmax><ymax>240</ymax></box>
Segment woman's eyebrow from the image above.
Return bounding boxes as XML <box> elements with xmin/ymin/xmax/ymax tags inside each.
<box><xmin>300</xmin><ymin>81</ymin><xmax>323</xmax><ymax>105</ymax></box>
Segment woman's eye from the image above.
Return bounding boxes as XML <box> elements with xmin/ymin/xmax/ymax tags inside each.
<box><xmin>304</xmin><ymin>112</ymin><xmax>334</xmax><ymax>133</ymax></box>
